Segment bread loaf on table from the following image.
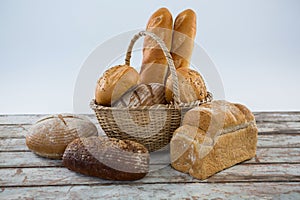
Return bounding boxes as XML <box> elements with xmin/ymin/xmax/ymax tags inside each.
<box><xmin>171</xmin><ymin>100</ymin><xmax>258</xmax><ymax>180</ymax></box>
<box><xmin>63</xmin><ymin>136</ymin><xmax>149</xmax><ymax>181</ymax></box>
<box><xmin>171</xmin><ymin>9</ymin><xmax>197</xmax><ymax>69</ymax></box>
<box><xmin>139</xmin><ymin>8</ymin><xmax>173</xmax><ymax>84</ymax></box>
<box><xmin>26</xmin><ymin>114</ymin><xmax>98</xmax><ymax>159</ymax></box>
<box><xmin>112</xmin><ymin>83</ymin><xmax>167</xmax><ymax>107</ymax></box>
<box><xmin>95</xmin><ymin>65</ymin><xmax>139</xmax><ymax>106</ymax></box>
<box><xmin>165</xmin><ymin>68</ymin><xmax>207</xmax><ymax>103</ymax></box>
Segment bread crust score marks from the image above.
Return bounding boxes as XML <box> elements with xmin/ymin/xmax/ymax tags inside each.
<box><xmin>112</xmin><ymin>83</ymin><xmax>167</xmax><ymax>107</ymax></box>
<box><xmin>26</xmin><ymin>114</ymin><xmax>98</xmax><ymax>159</ymax></box>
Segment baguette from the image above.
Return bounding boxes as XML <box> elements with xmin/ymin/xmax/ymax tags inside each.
<box><xmin>139</xmin><ymin>8</ymin><xmax>173</xmax><ymax>84</ymax></box>
<box><xmin>171</xmin><ymin>9</ymin><xmax>197</xmax><ymax>69</ymax></box>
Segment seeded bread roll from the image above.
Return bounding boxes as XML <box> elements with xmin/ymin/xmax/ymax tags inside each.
<box><xmin>95</xmin><ymin>65</ymin><xmax>139</xmax><ymax>106</ymax></box>
<box><xmin>139</xmin><ymin>8</ymin><xmax>173</xmax><ymax>84</ymax></box>
<box><xmin>63</xmin><ymin>136</ymin><xmax>149</xmax><ymax>181</ymax></box>
<box><xmin>26</xmin><ymin>114</ymin><xmax>98</xmax><ymax>159</ymax></box>
<box><xmin>165</xmin><ymin>68</ymin><xmax>207</xmax><ymax>103</ymax></box>
<box><xmin>112</xmin><ymin>83</ymin><xmax>166</xmax><ymax>107</ymax></box>
<box><xmin>171</xmin><ymin>9</ymin><xmax>197</xmax><ymax>69</ymax></box>
<box><xmin>171</xmin><ymin>100</ymin><xmax>258</xmax><ymax>180</ymax></box>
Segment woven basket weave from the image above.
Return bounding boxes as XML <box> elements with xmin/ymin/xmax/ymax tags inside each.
<box><xmin>90</xmin><ymin>31</ymin><xmax>212</xmax><ymax>152</ymax></box>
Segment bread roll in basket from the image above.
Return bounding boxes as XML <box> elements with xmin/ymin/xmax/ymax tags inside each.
<box><xmin>90</xmin><ymin>31</ymin><xmax>212</xmax><ymax>152</ymax></box>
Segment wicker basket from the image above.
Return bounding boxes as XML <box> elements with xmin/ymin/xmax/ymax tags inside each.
<box><xmin>90</xmin><ymin>31</ymin><xmax>212</xmax><ymax>152</ymax></box>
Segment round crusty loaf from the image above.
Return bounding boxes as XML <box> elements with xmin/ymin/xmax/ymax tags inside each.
<box><xmin>95</xmin><ymin>65</ymin><xmax>139</xmax><ymax>106</ymax></box>
<box><xmin>62</xmin><ymin>136</ymin><xmax>149</xmax><ymax>181</ymax></box>
<box><xmin>165</xmin><ymin>68</ymin><xmax>207</xmax><ymax>103</ymax></box>
<box><xmin>112</xmin><ymin>83</ymin><xmax>167</xmax><ymax>107</ymax></box>
<box><xmin>26</xmin><ymin>114</ymin><xmax>98</xmax><ymax>159</ymax></box>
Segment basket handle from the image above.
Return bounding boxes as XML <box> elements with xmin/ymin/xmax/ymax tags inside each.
<box><xmin>125</xmin><ymin>31</ymin><xmax>181</xmax><ymax>105</ymax></box>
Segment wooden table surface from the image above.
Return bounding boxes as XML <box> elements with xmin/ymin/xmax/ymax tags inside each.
<box><xmin>0</xmin><ymin>112</ymin><xmax>300</xmax><ymax>199</ymax></box>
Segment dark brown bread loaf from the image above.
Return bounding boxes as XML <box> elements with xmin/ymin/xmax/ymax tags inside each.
<box><xmin>112</xmin><ymin>83</ymin><xmax>167</xmax><ymax>107</ymax></box>
<box><xmin>62</xmin><ymin>136</ymin><xmax>149</xmax><ymax>181</ymax></box>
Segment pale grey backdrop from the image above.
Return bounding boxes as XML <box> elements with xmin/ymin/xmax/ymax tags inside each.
<box><xmin>0</xmin><ymin>0</ymin><xmax>299</xmax><ymax>114</ymax></box>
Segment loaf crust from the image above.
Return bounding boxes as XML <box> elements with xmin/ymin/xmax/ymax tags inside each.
<box><xmin>170</xmin><ymin>101</ymin><xmax>258</xmax><ymax>180</ymax></box>
<box><xmin>95</xmin><ymin>65</ymin><xmax>139</xmax><ymax>106</ymax></box>
<box><xmin>165</xmin><ymin>68</ymin><xmax>207</xmax><ymax>103</ymax></box>
<box><xmin>26</xmin><ymin>114</ymin><xmax>98</xmax><ymax>159</ymax></box>
<box><xmin>171</xmin><ymin>9</ymin><xmax>197</xmax><ymax>69</ymax></box>
<box><xmin>140</xmin><ymin>8</ymin><xmax>173</xmax><ymax>84</ymax></box>
<box><xmin>183</xmin><ymin>100</ymin><xmax>255</xmax><ymax>136</ymax></box>
<box><xmin>63</xmin><ymin>136</ymin><xmax>150</xmax><ymax>181</ymax></box>
<box><xmin>112</xmin><ymin>83</ymin><xmax>166</xmax><ymax>107</ymax></box>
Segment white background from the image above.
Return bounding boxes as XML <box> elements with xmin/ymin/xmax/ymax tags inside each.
<box><xmin>0</xmin><ymin>0</ymin><xmax>299</xmax><ymax>114</ymax></box>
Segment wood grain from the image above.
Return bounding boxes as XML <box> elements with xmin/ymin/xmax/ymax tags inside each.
<box><xmin>1</xmin><ymin>117</ymin><xmax>300</xmax><ymax>140</ymax></box>
<box><xmin>1</xmin><ymin>134</ymin><xmax>299</xmax><ymax>152</ymax></box>
<box><xmin>0</xmin><ymin>113</ymin><xmax>299</xmax><ymax>199</ymax></box>
<box><xmin>1</xmin><ymin>112</ymin><xmax>300</xmax><ymax>125</ymax></box>
<box><xmin>1</xmin><ymin>164</ymin><xmax>299</xmax><ymax>187</ymax></box>
<box><xmin>1</xmin><ymin>148</ymin><xmax>299</xmax><ymax>168</ymax></box>
<box><xmin>0</xmin><ymin>125</ymin><xmax>29</xmax><ymax>138</ymax></box>
<box><xmin>1</xmin><ymin>183</ymin><xmax>300</xmax><ymax>199</ymax></box>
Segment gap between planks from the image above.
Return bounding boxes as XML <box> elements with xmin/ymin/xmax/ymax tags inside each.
<box><xmin>1</xmin><ymin>180</ymin><xmax>300</xmax><ymax>188</ymax></box>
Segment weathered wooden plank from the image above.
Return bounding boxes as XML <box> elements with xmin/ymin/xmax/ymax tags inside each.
<box><xmin>1</xmin><ymin>112</ymin><xmax>300</xmax><ymax>125</ymax></box>
<box><xmin>0</xmin><ymin>151</ymin><xmax>170</xmax><ymax>168</ymax></box>
<box><xmin>1</xmin><ymin>182</ymin><xmax>299</xmax><ymax>199</ymax></box>
<box><xmin>0</xmin><ymin>122</ymin><xmax>299</xmax><ymax>141</ymax></box>
<box><xmin>0</xmin><ymin>125</ymin><xmax>30</xmax><ymax>138</ymax></box>
<box><xmin>0</xmin><ymin>138</ymin><xmax>28</xmax><ymax>151</ymax></box>
<box><xmin>0</xmin><ymin>152</ymin><xmax>62</xmax><ymax>167</ymax></box>
<box><xmin>256</xmin><ymin>121</ymin><xmax>300</xmax><ymax>134</ymax></box>
<box><xmin>257</xmin><ymin>135</ymin><xmax>300</xmax><ymax>148</ymax></box>
<box><xmin>0</xmin><ymin>164</ymin><xmax>299</xmax><ymax>186</ymax></box>
<box><xmin>1</xmin><ymin>134</ymin><xmax>299</xmax><ymax>152</ymax></box>
<box><xmin>1</xmin><ymin>115</ymin><xmax>300</xmax><ymax>140</ymax></box>
<box><xmin>1</xmin><ymin>148</ymin><xmax>299</xmax><ymax>168</ymax></box>
<box><xmin>248</xmin><ymin>148</ymin><xmax>300</xmax><ymax>163</ymax></box>
<box><xmin>254</xmin><ymin>112</ymin><xmax>300</xmax><ymax>122</ymax></box>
